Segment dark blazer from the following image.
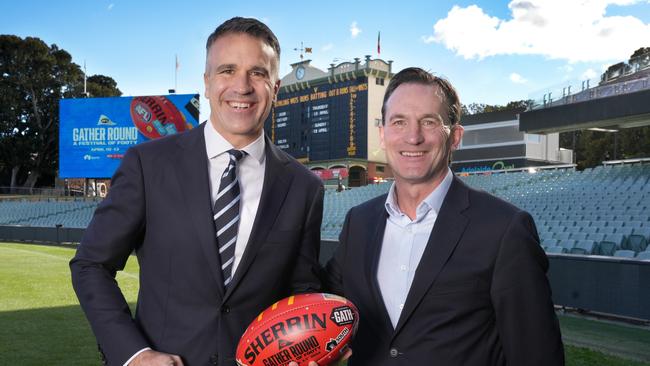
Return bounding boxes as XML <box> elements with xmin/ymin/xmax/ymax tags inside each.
<box><xmin>71</xmin><ymin>123</ymin><xmax>323</xmax><ymax>366</ymax></box>
<box><xmin>325</xmin><ymin>176</ymin><xmax>564</xmax><ymax>365</ymax></box>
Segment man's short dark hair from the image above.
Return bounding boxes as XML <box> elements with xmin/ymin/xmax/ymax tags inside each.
<box><xmin>381</xmin><ymin>67</ymin><xmax>461</xmax><ymax>126</ymax></box>
<box><xmin>206</xmin><ymin>17</ymin><xmax>280</xmax><ymax>61</ymax></box>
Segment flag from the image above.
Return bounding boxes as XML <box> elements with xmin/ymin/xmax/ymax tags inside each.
<box><xmin>305</xmin><ymin>47</ymin><xmax>312</xmax><ymax>53</ymax></box>
<box><xmin>377</xmin><ymin>31</ymin><xmax>381</xmax><ymax>55</ymax></box>
<box><xmin>175</xmin><ymin>54</ymin><xmax>180</xmax><ymax>71</ymax></box>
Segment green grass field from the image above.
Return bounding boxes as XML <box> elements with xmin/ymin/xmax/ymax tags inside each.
<box><xmin>1</xmin><ymin>242</ymin><xmax>649</xmax><ymax>366</ymax></box>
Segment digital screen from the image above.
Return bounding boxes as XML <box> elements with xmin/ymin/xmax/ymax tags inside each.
<box><xmin>59</xmin><ymin>94</ymin><xmax>200</xmax><ymax>178</ymax></box>
<box><xmin>264</xmin><ymin>78</ymin><xmax>368</xmax><ymax>161</ymax></box>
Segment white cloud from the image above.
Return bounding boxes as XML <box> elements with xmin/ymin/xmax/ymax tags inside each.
<box><xmin>350</xmin><ymin>21</ymin><xmax>362</xmax><ymax>38</ymax></box>
<box><xmin>559</xmin><ymin>64</ymin><xmax>574</xmax><ymax>73</ymax></box>
<box><xmin>427</xmin><ymin>0</ymin><xmax>650</xmax><ymax>62</ymax></box>
<box><xmin>510</xmin><ymin>72</ymin><xmax>528</xmax><ymax>83</ymax></box>
<box><xmin>107</xmin><ymin>3</ymin><xmax>114</xmax><ymax>10</ymax></box>
<box><xmin>322</xmin><ymin>43</ymin><xmax>334</xmax><ymax>52</ymax></box>
<box><xmin>421</xmin><ymin>35</ymin><xmax>436</xmax><ymax>44</ymax></box>
<box><xmin>581</xmin><ymin>68</ymin><xmax>599</xmax><ymax>80</ymax></box>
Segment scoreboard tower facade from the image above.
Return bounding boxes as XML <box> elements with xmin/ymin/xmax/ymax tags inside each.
<box><xmin>264</xmin><ymin>56</ymin><xmax>393</xmax><ymax>186</ymax></box>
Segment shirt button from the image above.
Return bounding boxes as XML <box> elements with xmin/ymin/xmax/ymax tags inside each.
<box><xmin>399</xmin><ymin>303</ymin><xmax>404</xmax><ymax>310</ymax></box>
<box><xmin>400</xmin><ymin>265</ymin><xmax>407</xmax><ymax>271</ymax></box>
<box><xmin>389</xmin><ymin>348</ymin><xmax>399</xmax><ymax>357</ymax></box>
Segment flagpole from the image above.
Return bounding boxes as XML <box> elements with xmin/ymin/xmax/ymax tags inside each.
<box><xmin>377</xmin><ymin>31</ymin><xmax>381</xmax><ymax>56</ymax></box>
<box><xmin>83</xmin><ymin>60</ymin><xmax>87</xmax><ymax>97</ymax></box>
<box><xmin>174</xmin><ymin>54</ymin><xmax>178</xmax><ymax>92</ymax></box>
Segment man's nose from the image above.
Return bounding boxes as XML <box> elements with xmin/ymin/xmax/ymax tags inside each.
<box><xmin>405</xmin><ymin>123</ymin><xmax>425</xmax><ymax>144</ymax></box>
<box><xmin>233</xmin><ymin>72</ymin><xmax>253</xmax><ymax>94</ymax></box>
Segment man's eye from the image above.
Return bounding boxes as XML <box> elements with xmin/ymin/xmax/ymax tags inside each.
<box><xmin>422</xmin><ymin>119</ymin><xmax>442</xmax><ymax>128</ymax></box>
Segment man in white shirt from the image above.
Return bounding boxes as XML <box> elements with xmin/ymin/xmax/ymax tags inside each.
<box><xmin>71</xmin><ymin>17</ymin><xmax>324</xmax><ymax>366</ymax></box>
<box><xmin>324</xmin><ymin>67</ymin><xmax>564</xmax><ymax>365</ymax></box>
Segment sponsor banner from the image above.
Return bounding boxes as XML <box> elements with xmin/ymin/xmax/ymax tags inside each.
<box><xmin>311</xmin><ymin>168</ymin><xmax>349</xmax><ymax>180</ymax></box>
<box><xmin>59</xmin><ymin>94</ymin><xmax>200</xmax><ymax>178</ymax></box>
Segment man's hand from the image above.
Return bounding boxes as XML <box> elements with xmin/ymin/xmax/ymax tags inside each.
<box><xmin>288</xmin><ymin>348</ymin><xmax>352</xmax><ymax>366</ymax></box>
<box><xmin>129</xmin><ymin>350</ymin><xmax>184</xmax><ymax>366</ymax></box>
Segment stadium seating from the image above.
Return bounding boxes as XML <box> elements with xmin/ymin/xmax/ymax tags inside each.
<box><xmin>613</xmin><ymin>250</ymin><xmax>636</xmax><ymax>258</ymax></box>
<box><xmin>3</xmin><ymin>161</ymin><xmax>650</xmax><ymax>260</ymax></box>
<box><xmin>545</xmin><ymin>246</ymin><xmax>568</xmax><ymax>254</ymax></box>
<box><xmin>558</xmin><ymin>239</ymin><xmax>577</xmax><ymax>251</ymax></box>
<box><xmin>573</xmin><ymin>240</ymin><xmax>596</xmax><ymax>255</ymax></box>
<box><xmin>0</xmin><ymin>199</ymin><xmax>99</xmax><ymax>228</ymax></box>
<box><xmin>597</xmin><ymin>241</ymin><xmax>618</xmax><ymax>256</ymax></box>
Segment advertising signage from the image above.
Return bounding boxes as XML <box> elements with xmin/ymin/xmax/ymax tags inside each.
<box><xmin>59</xmin><ymin>94</ymin><xmax>199</xmax><ymax>178</ymax></box>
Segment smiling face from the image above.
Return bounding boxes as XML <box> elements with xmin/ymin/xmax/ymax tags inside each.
<box><xmin>204</xmin><ymin>32</ymin><xmax>280</xmax><ymax>148</ymax></box>
<box><xmin>380</xmin><ymin>83</ymin><xmax>464</xmax><ymax>189</ymax></box>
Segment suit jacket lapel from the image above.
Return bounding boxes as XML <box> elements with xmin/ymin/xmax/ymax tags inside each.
<box><xmin>392</xmin><ymin>176</ymin><xmax>470</xmax><ymax>338</ymax></box>
<box><xmin>223</xmin><ymin>137</ymin><xmax>292</xmax><ymax>301</ymax></box>
<box><xmin>174</xmin><ymin>123</ymin><xmax>225</xmax><ymax>298</ymax></box>
<box><xmin>366</xmin><ymin>198</ymin><xmax>397</xmax><ymax>335</ymax></box>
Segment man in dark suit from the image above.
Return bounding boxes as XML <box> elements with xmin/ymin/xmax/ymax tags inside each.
<box><xmin>70</xmin><ymin>17</ymin><xmax>323</xmax><ymax>366</ymax></box>
<box><xmin>324</xmin><ymin>67</ymin><xmax>564</xmax><ymax>365</ymax></box>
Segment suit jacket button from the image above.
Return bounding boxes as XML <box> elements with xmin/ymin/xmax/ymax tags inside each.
<box><xmin>222</xmin><ymin>305</ymin><xmax>230</xmax><ymax>313</ymax></box>
<box><xmin>389</xmin><ymin>348</ymin><xmax>399</xmax><ymax>358</ymax></box>
<box><xmin>209</xmin><ymin>353</ymin><xmax>218</xmax><ymax>365</ymax></box>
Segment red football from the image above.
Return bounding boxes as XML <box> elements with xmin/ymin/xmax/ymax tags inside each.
<box><xmin>236</xmin><ymin>293</ymin><xmax>359</xmax><ymax>366</ymax></box>
<box><xmin>130</xmin><ymin>95</ymin><xmax>190</xmax><ymax>140</ymax></box>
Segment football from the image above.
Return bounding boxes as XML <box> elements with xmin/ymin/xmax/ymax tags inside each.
<box><xmin>236</xmin><ymin>293</ymin><xmax>359</xmax><ymax>366</ymax></box>
<box><xmin>129</xmin><ymin>95</ymin><xmax>190</xmax><ymax>140</ymax></box>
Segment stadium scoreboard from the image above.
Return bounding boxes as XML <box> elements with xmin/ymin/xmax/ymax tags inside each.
<box><xmin>265</xmin><ymin>78</ymin><xmax>369</xmax><ymax>161</ymax></box>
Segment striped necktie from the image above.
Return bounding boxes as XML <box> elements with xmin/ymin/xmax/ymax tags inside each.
<box><xmin>213</xmin><ymin>149</ymin><xmax>245</xmax><ymax>287</ymax></box>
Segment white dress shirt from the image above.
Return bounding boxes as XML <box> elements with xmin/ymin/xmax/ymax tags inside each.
<box><xmin>377</xmin><ymin>168</ymin><xmax>453</xmax><ymax>328</ymax></box>
<box><xmin>204</xmin><ymin>121</ymin><xmax>266</xmax><ymax>275</ymax></box>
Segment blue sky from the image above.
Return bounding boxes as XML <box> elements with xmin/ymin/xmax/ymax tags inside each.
<box><xmin>2</xmin><ymin>0</ymin><xmax>649</xmax><ymax>119</ymax></box>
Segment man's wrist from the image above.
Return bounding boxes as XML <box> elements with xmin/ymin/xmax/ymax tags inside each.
<box><xmin>125</xmin><ymin>347</ymin><xmax>151</xmax><ymax>366</ymax></box>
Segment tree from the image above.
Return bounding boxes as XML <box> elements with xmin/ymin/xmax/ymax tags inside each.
<box><xmin>461</xmin><ymin>99</ymin><xmax>532</xmax><ymax>116</ymax></box>
<box><xmin>86</xmin><ymin>75</ymin><xmax>121</xmax><ymax>98</ymax></box>
<box><xmin>0</xmin><ymin>35</ymin><xmax>121</xmax><ymax>190</ymax></box>
<box><xmin>461</xmin><ymin>102</ymin><xmax>488</xmax><ymax>115</ymax></box>
<box><xmin>559</xmin><ymin>127</ymin><xmax>650</xmax><ymax>169</ymax></box>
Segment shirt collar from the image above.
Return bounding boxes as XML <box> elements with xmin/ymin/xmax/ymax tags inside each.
<box><xmin>204</xmin><ymin>120</ymin><xmax>266</xmax><ymax>165</ymax></box>
<box><xmin>385</xmin><ymin>168</ymin><xmax>454</xmax><ymax>220</ymax></box>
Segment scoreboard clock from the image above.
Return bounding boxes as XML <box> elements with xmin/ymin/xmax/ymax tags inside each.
<box><xmin>296</xmin><ymin>66</ymin><xmax>306</xmax><ymax>80</ymax></box>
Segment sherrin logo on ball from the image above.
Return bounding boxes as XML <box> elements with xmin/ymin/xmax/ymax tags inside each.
<box><xmin>236</xmin><ymin>293</ymin><xmax>359</xmax><ymax>366</ymax></box>
<box><xmin>130</xmin><ymin>96</ymin><xmax>192</xmax><ymax>140</ymax></box>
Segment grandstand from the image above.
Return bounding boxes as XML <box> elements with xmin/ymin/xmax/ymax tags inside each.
<box><xmin>0</xmin><ymin>198</ymin><xmax>98</xmax><ymax>229</ymax></box>
<box><xmin>1</xmin><ymin>161</ymin><xmax>649</xmax><ymax>259</ymax></box>
<box><xmin>322</xmin><ymin>182</ymin><xmax>392</xmax><ymax>239</ymax></box>
<box><xmin>323</xmin><ymin>161</ymin><xmax>650</xmax><ymax>259</ymax></box>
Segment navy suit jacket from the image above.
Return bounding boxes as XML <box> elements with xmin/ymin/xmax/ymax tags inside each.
<box><xmin>324</xmin><ymin>176</ymin><xmax>564</xmax><ymax>365</ymax></box>
<box><xmin>71</xmin><ymin>123</ymin><xmax>323</xmax><ymax>366</ymax></box>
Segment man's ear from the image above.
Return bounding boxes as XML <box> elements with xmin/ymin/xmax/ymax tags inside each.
<box><xmin>203</xmin><ymin>72</ymin><xmax>210</xmax><ymax>99</ymax></box>
<box><xmin>273</xmin><ymin>79</ymin><xmax>281</xmax><ymax>102</ymax></box>
<box><xmin>450</xmin><ymin>124</ymin><xmax>464</xmax><ymax>151</ymax></box>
